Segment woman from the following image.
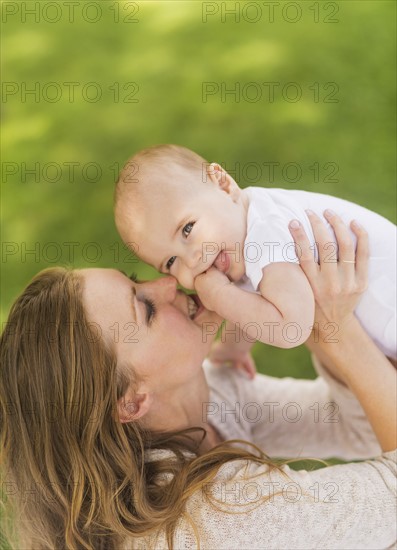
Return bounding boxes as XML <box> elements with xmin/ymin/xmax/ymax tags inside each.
<box><xmin>0</xmin><ymin>212</ymin><xmax>396</xmax><ymax>549</ymax></box>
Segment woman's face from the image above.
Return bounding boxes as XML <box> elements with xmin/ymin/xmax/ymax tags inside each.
<box><xmin>80</xmin><ymin>269</ymin><xmax>222</xmax><ymax>392</ymax></box>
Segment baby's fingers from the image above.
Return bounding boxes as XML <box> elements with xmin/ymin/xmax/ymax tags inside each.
<box><xmin>288</xmin><ymin>219</ymin><xmax>318</xmax><ymax>279</ymax></box>
<box><xmin>193</xmin><ymin>271</ymin><xmax>211</xmax><ymax>293</ymax></box>
<box><xmin>235</xmin><ymin>360</ymin><xmax>256</xmax><ymax>380</ymax></box>
<box><xmin>242</xmin><ymin>354</ymin><xmax>257</xmax><ymax>379</ymax></box>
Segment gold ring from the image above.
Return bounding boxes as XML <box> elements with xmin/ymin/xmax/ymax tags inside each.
<box><xmin>341</xmin><ymin>260</ymin><xmax>355</xmax><ymax>264</ymax></box>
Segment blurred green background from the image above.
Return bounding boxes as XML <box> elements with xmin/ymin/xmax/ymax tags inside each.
<box><xmin>0</xmin><ymin>2</ymin><xmax>396</xmax><ymax>545</ymax></box>
<box><xmin>1</xmin><ymin>0</ymin><xmax>396</xmax><ymax>383</ymax></box>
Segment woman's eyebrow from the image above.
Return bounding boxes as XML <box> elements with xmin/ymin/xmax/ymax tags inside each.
<box><xmin>116</xmin><ymin>269</ymin><xmax>138</xmax><ymax>322</ymax></box>
<box><xmin>130</xmin><ymin>285</ymin><xmax>138</xmax><ymax>323</ymax></box>
<box><xmin>117</xmin><ymin>268</ymin><xmax>140</xmax><ymax>282</ymax></box>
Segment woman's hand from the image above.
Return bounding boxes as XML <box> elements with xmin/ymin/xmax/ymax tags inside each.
<box><xmin>289</xmin><ymin>210</ymin><xmax>396</xmax><ymax>453</ymax></box>
<box><xmin>288</xmin><ymin>210</ymin><xmax>369</xmax><ymax>333</ymax></box>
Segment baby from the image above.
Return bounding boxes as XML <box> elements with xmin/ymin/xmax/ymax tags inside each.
<box><xmin>114</xmin><ymin>144</ymin><xmax>396</xmax><ymax>375</ymax></box>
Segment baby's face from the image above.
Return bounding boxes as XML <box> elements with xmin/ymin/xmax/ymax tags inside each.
<box><xmin>125</xmin><ymin>169</ymin><xmax>248</xmax><ymax>290</ymax></box>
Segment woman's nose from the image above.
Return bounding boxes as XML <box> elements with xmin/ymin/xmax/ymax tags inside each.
<box><xmin>143</xmin><ymin>276</ymin><xmax>177</xmax><ymax>302</ymax></box>
<box><xmin>176</xmin><ymin>266</ymin><xmax>195</xmax><ymax>291</ymax></box>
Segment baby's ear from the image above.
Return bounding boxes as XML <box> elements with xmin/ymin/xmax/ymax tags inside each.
<box><xmin>207</xmin><ymin>162</ymin><xmax>241</xmax><ymax>201</ymax></box>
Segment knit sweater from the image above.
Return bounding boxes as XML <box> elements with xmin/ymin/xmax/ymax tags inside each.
<box><xmin>125</xmin><ymin>356</ymin><xmax>397</xmax><ymax>550</ymax></box>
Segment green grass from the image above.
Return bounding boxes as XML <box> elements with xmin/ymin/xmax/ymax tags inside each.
<box><xmin>1</xmin><ymin>1</ymin><xmax>396</xmax><ymax>544</ymax></box>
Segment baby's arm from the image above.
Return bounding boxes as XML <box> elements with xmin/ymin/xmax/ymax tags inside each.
<box><xmin>195</xmin><ymin>262</ymin><xmax>314</xmax><ymax>348</ymax></box>
<box><xmin>259</xmin><ymin>261</ymin><xmax>315</xmax><ymax>346</ymax></box>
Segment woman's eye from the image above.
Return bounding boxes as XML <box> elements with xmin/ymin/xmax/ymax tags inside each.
<box><xmin>182</xmin><ymin>222</ymin><xmax>195</xmax><ymax>237</ymax></box>
<box><xmin>144</xmin><ymin>298</ymin><xmax>156</xmax><ymax>324</ymax></box>
<box><xmin>166</xmin><ymin>256</ymin><xmax>176</xmax><ymax>270</ymax></box>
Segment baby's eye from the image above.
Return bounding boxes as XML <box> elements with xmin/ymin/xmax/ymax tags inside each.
<box><xmin>182</xmin><ymin>222</ymin><xmax>195</xmax><ymax>237</ymax></box>
<box><xmin>166</xmin><ymin>256</ymin><xmax>176</xmax><ymax>270</ymax></box>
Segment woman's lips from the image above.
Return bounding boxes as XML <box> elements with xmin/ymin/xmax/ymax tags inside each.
<box><xmin>190</xmin><ymin>293</ymin><xmax>205</xmax><ymax>320</ymax></box>
<box><xmin>213</xmin><ymin>250</ymin><xmax>230</xmax><ymax>274</ymax></box>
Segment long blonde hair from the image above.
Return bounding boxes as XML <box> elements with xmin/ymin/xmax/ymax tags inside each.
<box><xmin>0</xmin><ymin>267</ymin><xmax>286</xmax><ymax>549</ymax></box>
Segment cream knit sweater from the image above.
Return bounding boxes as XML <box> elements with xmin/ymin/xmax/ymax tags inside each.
<box><xmin>125</xmin><ymin>356</ymin><xmax>397</xmax><ymax>550</ymax></box>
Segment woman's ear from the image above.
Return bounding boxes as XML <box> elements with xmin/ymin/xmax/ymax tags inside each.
<box><xmin>117</xmin><ymin>390</ymin><xmax>153</xmax><ymax>423</ymax></box>
<box><xmin>207</xmin><ymin>162</ymin><xmax>241</xmax><ymax>201</ymax></box>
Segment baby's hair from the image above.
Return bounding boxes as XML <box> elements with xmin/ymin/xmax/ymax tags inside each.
<box><xmin>114</xmin><ymin>144</ymin><xmax>211</xmax><ymax>241</ymax></box>
<box><xmin>114</xmin><ymin>144</ymin><xmax>209</xmax><ymax>204</ymax></box>
<box><xmin>132</xmin><ymin>143</ymin><xmax>208</xmax><ymax>173</ymax></box>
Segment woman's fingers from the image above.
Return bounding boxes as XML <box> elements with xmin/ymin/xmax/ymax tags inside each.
<box><xmin>323</xmin><ymin>209</ymin><xmax>355</xmax><ymax>263</ymax></box>
<box><xmin>288</xmin><ymin>219</ymin><xmax>318</xmax><ymax>280</ymax></box>
<box><xmin>322</xmin><ymin>209</ymin><xmax>357</xmax><ymax>291</ymax></box>
<box><xmin>290</xmin><ymin>211</ymin><xmax>368</xmax><ymax>298</ymax></box>
<box><xmin>304</xmin><ymin>210</ymin><xmax>338</xmax><ymax>270</ymax></box>
<box><xmin>350</xmin><ymin>220</ymin><xmax>369</xmax><ymax>291</ymax></box>
<box><xmin>289</xmin><ymin>210</ymin><xmax>369</xmax><ymax>328</ymax></box>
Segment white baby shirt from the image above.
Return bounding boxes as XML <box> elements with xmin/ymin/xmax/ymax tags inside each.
<box><xmin>235</xmin><ymin>186</ymin><xmax>397</xmax><ymax>359</ymax></box>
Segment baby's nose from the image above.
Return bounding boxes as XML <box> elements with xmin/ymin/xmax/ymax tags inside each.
<box><xmin>185</xmin><ymin>249</ymin><xmax>202</xmax><ymax>270</ymax></box>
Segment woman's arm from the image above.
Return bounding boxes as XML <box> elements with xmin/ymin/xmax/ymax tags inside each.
<box><xmin>313</xmin><ymin>316</ymin><xmax>397</xmax><ymax>452</ymax></box>
<box><xmin>206</xmin><ymin>359</ymin><xmax>382</xmax><ymax>460</ymax></box>
<box><xmin>204</xmin><ymin>210</ymin><xmax>395</xmax><ymax>459</ymax></box>
<box><xmin>289</xmin><ymin>210</ymin><xmax>397</xmax><ymax>453</ymax></box>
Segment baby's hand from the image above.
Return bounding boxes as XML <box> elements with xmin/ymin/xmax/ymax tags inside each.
<box><xmin>209</xmin><ymin>340</ymin><xmax>256</xmax><ymax>379</ymax></box>
<box><xmin>194</xmin><ymin>267</ymin><xmax>231</xmax><ymax>312</ymax></box>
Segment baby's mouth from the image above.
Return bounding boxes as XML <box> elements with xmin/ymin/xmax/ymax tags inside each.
<box><xmin>212</xmin><ymin>250</ymin><xmax>230</xmax><ymax>275</ymax></box>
